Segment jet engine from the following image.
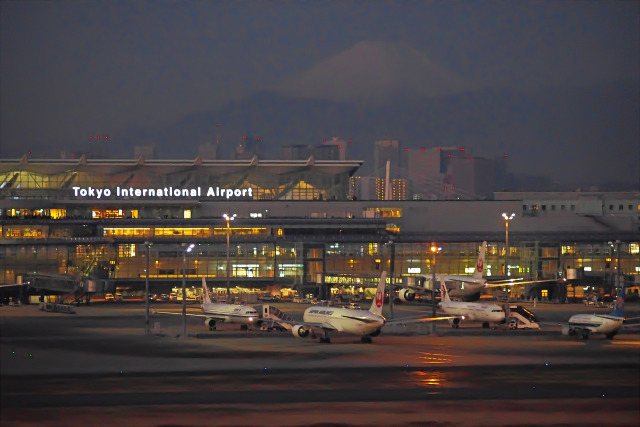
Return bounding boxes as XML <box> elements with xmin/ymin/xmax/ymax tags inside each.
<box><xmin>448</xmin><ymin>317</ymin><xmax>462</xmax><ymax>328</ymax></box>
<box><xmin>292</xmin><ymin>325</ymin><xmax>310</xmax><ymax>338</ymax></box>
<box><xmin>204</xmin><ymin>318</ymin><xmax>217</xmax><ymax>330</ymax></box>
<box><xmin>398</xmin><ymin>289</ymin><xmax>416</xmax><ymax>302</ymax></box>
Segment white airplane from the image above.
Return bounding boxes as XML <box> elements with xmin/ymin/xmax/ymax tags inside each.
<box><xmin>438</xmin><ymin>278</ymin><xmax>506</xmax><ymax>328</ymax></box>
<box><xmin>268</xmin><ymin>272</ymin><xmax>446</xmax><ymax>343</ymax></box>
<box><xmin>398</xmin><ymin>241</ymin><xmax>553</xmax><ymax>302</ymax></box>
<box><xmin>155</xmin><ymin>278</ymin><xmax>261</xmax><ymax>331</ymax></box>
<box><xmin>562</xmin><ymin>288</ymin><xmax>629</xmax><ymax>340</ymax></box>
<box><xmin>398</xmin><ymin>241</ymin><xmax>489</xmax><ymax>302</ymax></box>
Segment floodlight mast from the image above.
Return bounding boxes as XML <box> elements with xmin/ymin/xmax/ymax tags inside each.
<box><xmin>223</xmin><ymin>214</ymin><xmax>237</xmax><ymax>301</ymax></box>
<box><xmin>180</xmin><ymin>243</ymin><xmax>195</xmax><ymax>339</ymax></box>
<box><xmin>502</xmin><ymin>213</ymin><xmax>515</xmax><ymax>276</ymax></box>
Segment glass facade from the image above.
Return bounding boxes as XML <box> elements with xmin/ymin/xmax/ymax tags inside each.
<box><xmin>2</xmin><ymin>237</ymin><xmax>638</xmax><ymax>300</ymax></box>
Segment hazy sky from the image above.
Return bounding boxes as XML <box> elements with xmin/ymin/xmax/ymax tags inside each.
<box><xmin>1</xmin><ymin>0</ymin><xmax>638</xmax><ymax>170</ymax></box>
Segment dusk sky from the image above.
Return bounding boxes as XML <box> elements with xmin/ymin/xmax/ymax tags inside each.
<box><xmin>1</xmin><ymin>0</ymin><xmax>638</xmax><ymax>188</ymax></box>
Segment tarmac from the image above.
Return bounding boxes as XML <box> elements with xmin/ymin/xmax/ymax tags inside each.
<box><xmin>1</xmin><ymin>301</ymin><xmax>639</xmax><ymax>427</ymax></box>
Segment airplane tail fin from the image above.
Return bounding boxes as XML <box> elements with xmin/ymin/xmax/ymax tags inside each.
<box><xmin>440</xmin><ymin>278</ymin><xmax>450</xmax><ymax>303</ymax></box>
<box><xmin>609</xmin><ymin>286</ymin><xmax>626</xmax><ymax>318</ymax></box>
<box><xmin>368</xmin><ymin>271</ymin><xmax>387</xmax><ymax>316</ymax></box>
<box><xmin>202</xmin><ymin>277</ymin><xmax>212</xmax><ymax>304</ymax></box>
<box><xmin>473</xmin><ymin>241</ymin><xmax>487</xmax><ymax>280</ymax></box>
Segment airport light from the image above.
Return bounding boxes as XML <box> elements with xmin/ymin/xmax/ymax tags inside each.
<box><xmin>144</xmin><ymin>242</ymin><xmax>153</xmax><ymax>334</ymax></box>
<box><xmin>502</xmin><ymin>213</ymin><xmax>515</xmax><ymax>277</ymax></box>
<box><xmin>387</xmin><ymin>240</ymin><xmax>395</xmax><ymax>319</ymax></box>
<box><xmin>430</xmin><ymin>244</ymin><xmax>441</xmax><ymax>336</ymax></box>
<box><xmin>223</xmin><ymin>214</ymin><xmax>237</xmax><ymax>301</ymax></box>
<box><xmin>181</xmin><ymin>243</ymin><xmax>195</xmax><ymax>339</ymax></box>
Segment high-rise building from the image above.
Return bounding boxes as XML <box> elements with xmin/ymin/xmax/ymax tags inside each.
<box><xmin>373</xmin><ymin>139</ymin><xmax>401</xmax><ymax>178</ymax></box>
<box><xmin>350</xmin><ymin>176</ymin><xmax>384</xmax><ymax>200</ymax></box>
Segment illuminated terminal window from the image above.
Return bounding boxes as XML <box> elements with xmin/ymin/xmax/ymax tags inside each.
<box><xmin>2</xmin><ymin>226</ymin><xmax>47</xmax><ymax>239</ymax></box>
<box><xmin>103</xmin><ymin>228</ymin><xmax>152</xmax><ymax>238</ymax></box>
<box><xmin>93</xmin><ymin>209</ymin><xmax>126</xmax><ymax>219</ymax></box>
<box><xmin>50</xmin><ymin>209</ymin><xmax>67</xmax><ymax>219</ymax></box>
<box><xmin>363</xmin><ymin>207</ymin><xmax>402</xmax><ymax>218</ymax></box>
<box><xmin>118</xmin><ymin>244</ymin><xmax>136</xmax><ymax>258</ymax></box>
<box><xmin>155</xmin><ymin>228</ymin><xmax>211</xmax><ymax>238</ymax></box>
<box><xmin>233</xmin><ymin>228</ymin><xmax>268</xmax><ymax>236</ymax></box>
<box><xmin>183</xmin><ymin>210</ymin><xmax>191</xmax><ymax>219</ymax></box>
<box><xmin>2</xmin><ymin>208</ymin><xmax>66</xmax><ymax>219</ymax></box>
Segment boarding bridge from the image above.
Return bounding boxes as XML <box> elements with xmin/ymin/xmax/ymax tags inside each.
<box><xmin>17</xmin><ymin>274</ymin><xmax>105</xmax><ymax>304</ymax></box>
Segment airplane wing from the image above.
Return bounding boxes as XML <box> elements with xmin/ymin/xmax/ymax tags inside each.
<box><xmin>622</xmin><ymin>317</ymin><xmax>640</xmax><ymax>328</ymax></box>
<box><xmin>153</xmin><ymin>309</ymin><xmax>213</xmax><ymax>319</ymax></box>
<box><xmin>385</xmin><ymin>314</ymin><xmax>457</xmax><ymax>325</ymax></box>
<box><xmin>484</xmin><ymin>278</ymin><xmax>560</xmax><ymax>288</ymax></box>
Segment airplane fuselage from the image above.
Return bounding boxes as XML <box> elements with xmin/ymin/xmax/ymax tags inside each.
<box><xmin>439</xmin><ymin>301</ymin><xmax>505</xmax><ymax>323</ymax></box>
<box><xmin>567</xmin><ymin>313</ymin><xmax>624</xmax><ymax>335</ymax></box>
<box><xmin>303</xmin><ymin>306</ymin><xmax>385</xmax><ymax>336</ymax></box>
<box><xmin>202</xmin><ymin>302</ymin><xmax>259</xmax><ymax>325</ymax></box>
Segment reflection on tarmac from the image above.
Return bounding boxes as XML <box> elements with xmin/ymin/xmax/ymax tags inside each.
<box><xmin>417</xmin><ymin>352</ymin><xmax>452</xmax><ymax>364</ymax></box>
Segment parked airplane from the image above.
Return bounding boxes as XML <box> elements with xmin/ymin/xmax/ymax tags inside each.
<box><xmin>398</xmin><ymin>241</ymin><xmax>490</xmax><ymax>302</ymax></box>
<box><xmin>267</xmin><ymin>272</ymin><xmax>446</xmax><ymax>343</ymax></box>
<box><xmin>438</xmin><ymin>278</ymin><xmax>506</xmax><ymax>328</ymax></box>
<box><xmin>562</xmin><ymin>288</ymin><xmax>629</xmax><ymax>339</ymax></box>
<box><xmin>155</xmin><ymin>278</ymin><xmax>261</xmax><ymax>331</ymax></box>
<box><xmin>398</xmin><ymin>241</ymin><xmax>553</xmax><ymax>302</ymax></box>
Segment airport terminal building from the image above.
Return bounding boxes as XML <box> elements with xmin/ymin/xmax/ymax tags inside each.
<box><xmin>1</xmin><ymin>156</ymin><xmax>639</xmax><ymax>302</ymax></box>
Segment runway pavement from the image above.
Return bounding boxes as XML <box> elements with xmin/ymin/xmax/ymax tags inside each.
<box><xmin>1</xmin><ymin>301</ymin><xmax>639</xmax><ymax>426</ymax></box>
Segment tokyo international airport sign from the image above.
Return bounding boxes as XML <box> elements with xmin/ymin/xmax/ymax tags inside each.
<box><xmin>72</xmin><ymin>186</ymin><xmax>253</xmax><ymax>200</ymax></box>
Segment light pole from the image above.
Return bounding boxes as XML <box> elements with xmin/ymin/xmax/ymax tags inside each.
<box><xmin>430</xmin><ymin>243</ymin><xmax>441</xmax><ymax>336</ymax></box>
<box><xmin>181</xmin><ymin>243</ymin><xmax>195</xmax><ymax>339</ymax></box>
<box><xmin>223</xmin><ymin>213</ymin><xmax>237</xmax><ymax>302</ymax></box>
<box><xmin>144</xmin><ymin>242</ymin><xmax>152</xmax><ymax>334</ymax></box>
<box><xmin>502</xmin><ymin>213</ymin><xmax>515</xmax><ymax>277</ymax></box>
<box><xmin>387</xmin><ymin>240</ymin><xmax>395</xmax><ymax>319</ymax></box>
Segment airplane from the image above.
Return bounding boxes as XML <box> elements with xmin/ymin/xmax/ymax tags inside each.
<box><xmin>154</xmin><ymin>278</ymin><xmax>261</xmax><ymax>331</ymax></box>
<box><xmin>397</xmin><ymin>241</ymin><xmax>555</xmax><ymax>302</ymax></box>
<box><xmin>437</xmin><ymin>278</ymin><xmax>506</xmax><ymax>328</ymax></box>
<box><xmin>264</xmin><ymin>272</ymin><xmax>449</xmax><ymax>343</ymax></box>
<box><xmin>562</xmin><ymin>287</ymin><xmax>630</xmax><ymax>340</ymax></box>
<box><xmin>398</xmin><ymin>241</ymin><xmax>490</xmax><ymax>302</ymax></box>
